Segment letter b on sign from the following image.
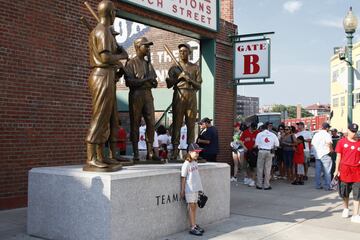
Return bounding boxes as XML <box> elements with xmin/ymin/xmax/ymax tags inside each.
<box><xmin>243</xmin><ymin>54</ymin><xmax>260</xmax><ymax>74</ymax></box>
<box><xmin>234</xmin><ymin>39</ymin><xmax>270</xmax><ymax>79</ymax></box>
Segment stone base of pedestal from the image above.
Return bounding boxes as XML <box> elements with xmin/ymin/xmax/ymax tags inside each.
<box><xmin>27</xmin><ymin>163</ymin><xmax>230</xmax><ymax>240</ymax></box>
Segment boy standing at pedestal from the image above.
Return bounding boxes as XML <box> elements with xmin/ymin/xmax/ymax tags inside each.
<box><xmin>180</xmin><ymin>143</ymin><xmax>205</xmax><ymax>236</ymax></box>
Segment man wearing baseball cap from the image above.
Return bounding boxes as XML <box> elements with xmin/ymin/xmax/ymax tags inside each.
<box><xmin>124</xmin><ymin>36</ymin><xmax>158</xmax><ymax>161</ymax></box>
<box><xmin>334</xmin><ymin>123</ymin><xmax>360</xmax><ymax>223</ymax></box>
<box><xmin>166</xmin><ymin>43</ymin><xmax>202</xmax><ymax>160</ymax></box>
<box><xmin>197</xmin><ymin>118</ymin><xmax>219</xmax><ymax>162</ymax></box>
<box><xmin>311</xmin><ymin>122</ymin><xmax>333</xmax><ymax>190</ymax></box>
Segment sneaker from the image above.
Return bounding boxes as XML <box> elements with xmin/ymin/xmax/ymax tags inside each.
<box><xmin>248</xmin><ymin>179</ymin><xmax>256</xmax><ymax>187</ymax></box>
<box><xmin>195</xmin><ymin>224</ymin><xmax>205</xmax><ymax>233</ymax></box>
<box><xmin>298</xmin><ymin>181</ymin><xmax>304</xmax><ymax>185</ymax></box>
<box><xmin>342</xmin><ymin>208</ymin><xmax>350</xmax><ymax>218</ymax></box>
<box><xmin>351</xmin><ymin>215</ymin><xmax>360</xmax><ymax>223</ymax></box>
<box><xmin>243</xmin><ymin>177</ymin><xmax>251</xmax><ymax>185</ymax></box>
<box><xmin>264</xmin><ymin>186</ymin><xmax>272</xmax><ymax>190</ymax></box>
<box><xmin>189</xmin><ymin>227</ymin><xmax>203</xmax><ymax>236</ymax></box>
<box><xmin>256</xmin><ymin>185</ymin><xmax>262</xmax><ymax>190</ymax></box>
<box><xmin>230</xmin><ymin>177</ymin><xmax>237</xmax><ymax>182</ymax></box>
<box><xmin>291</xmin><ymin>181</ymin><xmax>299</xmax><ymax>185</ymax></box>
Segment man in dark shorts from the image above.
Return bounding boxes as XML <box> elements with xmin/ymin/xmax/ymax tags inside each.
<box><xmin>334</xmin><ymin>123</ymin><xmax>360</xmax><ymax>223</ymax></box>
<box><xmin>240</xmin><ymin>122</ymin><xmax>260</xmax><ymax>187</ymax></box>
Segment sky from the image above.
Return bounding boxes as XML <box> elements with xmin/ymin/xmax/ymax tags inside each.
<box><xmin>234</xmin><ymin>0</ymin><xmax>360</xmax><ymax>107</ymax></box>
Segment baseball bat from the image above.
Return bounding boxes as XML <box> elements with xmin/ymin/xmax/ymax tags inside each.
<box><xmin>84</xmin><ymin>1</ymin><xmax>100</xmax><ymax>22</ymax></box>
<box><xmin>163</xmin><ymin>44</ymin><xmax>184</xmax><ymax>71</ymax></box>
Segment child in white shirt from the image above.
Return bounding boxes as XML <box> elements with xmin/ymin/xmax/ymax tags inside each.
<box><xmin>180</xmin><ymin>143</ymin><xmax>204</xmax><ymax>236</ymax></box>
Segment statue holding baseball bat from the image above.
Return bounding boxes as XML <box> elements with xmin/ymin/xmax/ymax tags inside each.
<box><xmin>165</xmin><ymin>43</ymin><xmax>202</xmax><ymax>160</ymax></box>
<box><xmin>84</xmin><ymin>0</ymin><xmax>128</xmax><ymax>171</ymax></box>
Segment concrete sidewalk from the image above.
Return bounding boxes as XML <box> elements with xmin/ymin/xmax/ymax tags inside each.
<box><xmin>1</xmin><ymin>171</ymin><xmax>360</xmax><ymax>240</ymax></box>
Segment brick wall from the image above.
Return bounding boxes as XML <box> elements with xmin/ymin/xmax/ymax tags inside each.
<box><xmin>221</xmin><ymin>0</ymin><xmax>234</xmax><ymax>23</ymax></box>
<box><xmin>214</xmin><ymin>20</ymin><xmax>237</xmax><ymax>165</ymax></box>
<box><xmin>0</xmin><ymin>0</ymin><xmax>100</xmax><ymax>209</ymax></box>
<box><xmin>0</xmin><ymin>0</ymin><xmax>236</xmax><ymax>209</ymax></box>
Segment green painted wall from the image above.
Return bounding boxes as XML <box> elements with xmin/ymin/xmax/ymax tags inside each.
<box><xmin>117</xmin><ymin>88</ymin><xmax>173</xmax><ymax>111</ymax></box>
<box><xmin>199</xmin><ymin>39</ymin><xmax>216</xmax><ymax>121</ymax></box>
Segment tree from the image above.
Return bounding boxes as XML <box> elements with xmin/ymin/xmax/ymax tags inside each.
<box><xmin>270</xmin><ymin>104</ymin><xmax>313</xmax><ymax>119</ymax></box>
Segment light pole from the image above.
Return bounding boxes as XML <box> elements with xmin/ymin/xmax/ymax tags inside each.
<box><xmin>343</xmin><ymin>7</ymin><xmax>358</xmax><ymax>125</ymax></box>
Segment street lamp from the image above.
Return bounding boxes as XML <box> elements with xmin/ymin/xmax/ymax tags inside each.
<box><xmin>343</xmin><ymin>7</ymin><xmax>358</xmax><ymax>125</ymax></box>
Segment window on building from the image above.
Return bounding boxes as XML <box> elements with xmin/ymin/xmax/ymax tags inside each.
<box><xmin>355</xmin><ymin>93</ymin><xmax>360</xmax><ymax>104</ymax></box>
<box><xmin>332</xmin><ymin>97</ymin><xmax>339</xmax><ymax>107</ymax></box>
<box><xmin>332</xmin><ymin>70</ymin><xmax>339</xmax><ymax>82</ymax></box>
<box><xmin>341</xmin><ymin>96</ymin><xmax>345</xmax><ymax>106</ymax></box>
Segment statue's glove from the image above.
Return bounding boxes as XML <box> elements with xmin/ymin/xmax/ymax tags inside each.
<box><xmin>178</xmin><ymin>71</ymin><xmax>191</xmax><ymax>82</ymax></box>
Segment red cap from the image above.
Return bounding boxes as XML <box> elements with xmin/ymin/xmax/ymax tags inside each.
<box><xmin>234</xmin><ymin>122</ymin><xmax>241</xmax><ymax>128</ymax></box>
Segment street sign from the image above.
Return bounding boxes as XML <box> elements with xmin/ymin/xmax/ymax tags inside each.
<box><xmin>119</xmin><ymin>0</ymin><xmax>218</xmax><ymax>31</ymax></box>
<box><xmin>231</xmin><ymin>32</ymin><xmax>274</xmax><ymax>85</ymax></box>
<box><xmin>235</xmin><ymin>39</ymin><xmax>270</xmax><ymax>79</ymax></box>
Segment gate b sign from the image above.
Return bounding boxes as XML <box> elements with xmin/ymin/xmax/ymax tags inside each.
<box><xmin>235</xmin><ymin>39</ymin><xmax>270</xmax><ymax>79</ymax></box>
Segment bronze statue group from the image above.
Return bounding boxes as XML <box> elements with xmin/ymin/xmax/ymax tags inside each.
<box><xmin>84</xmin><ymin>0</ymin><xmax>204</xmax><ymax>170</ymax></box>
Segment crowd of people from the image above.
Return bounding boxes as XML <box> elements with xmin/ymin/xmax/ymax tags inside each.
<box><xmin>115</xmin><ymin>117</ymin><xmax>219</xmax><ymax>162</ymax></box>
<box><xmin>230</xmin><ymin>120</ymin><xmax>360</xmax><ymax>223</ymax></box>
<box><xmin>116</xmin><ymin>116</ymin><xmax>360</xmax><ymax>225</ymax></box>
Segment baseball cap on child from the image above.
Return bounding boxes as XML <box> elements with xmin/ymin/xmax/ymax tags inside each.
<box><xmin>188</xmin><ymin>143</ymin><xmax>203</xmax><ymax>152</ymax></box>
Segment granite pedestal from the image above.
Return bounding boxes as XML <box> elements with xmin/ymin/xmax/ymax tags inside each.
<box><xmin>27</xmin><ymin>163</ymin><xmax>230</xmax><ymax>240</ymax></box>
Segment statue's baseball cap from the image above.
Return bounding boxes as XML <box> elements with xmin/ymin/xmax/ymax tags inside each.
<box><xmin>188</xmin><ymin>143</ymin><xmax>203</xmax><ymax>152</ymax></box>
<box><xmin>348</xmin><ymin>123</ymin><xmax>359</xmax><ymax>133</ymax></box>
<box><xmin>134</xmin><ymin>37</ymin><xmax>153</xmax><ymax>47</ymax></box>
<box><xmin>178</xmin><ymin>43</ymin><xmax>191</xmax><ymax>51</ymax></box>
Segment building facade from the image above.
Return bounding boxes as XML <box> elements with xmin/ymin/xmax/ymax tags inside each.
<box><xmin>305</xmin><ymin>103</ymin><xmax>330</xmax><ymax>116</ymax></box>
<box><xmin>236</xmin><ymin>95</ymin><xmax>259</xmax><ymax>117</ymax></box>
<box><xmin>330</xmin><ymin>41</ymin><xmax>360</xmax><ymax>132</ymax></box>
<box><xmin>0</xmin><ymin>0</ymin><xmax>237</xmax><ymax>209</ymax></box>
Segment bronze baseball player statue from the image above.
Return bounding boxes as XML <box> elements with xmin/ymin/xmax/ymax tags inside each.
<box><xmin>165</xmin><ymin>43</ymin><xmax>202</xmax><ymax>160</ymax></box>
<box><xmin>84</xmin><ymin>0</ymin><xmax>128</xmax><ymax>171</ymax></box>
<box><xmin>124</xmin><ymin>37</ymin><xmax>158</xmax><ymax>161</ymax></box>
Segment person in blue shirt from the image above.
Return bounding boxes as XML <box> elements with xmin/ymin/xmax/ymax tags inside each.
<box><xmin>197</xmin><ymin>117</ymin><xmax>219</xmax><ymax>162</ymax></box>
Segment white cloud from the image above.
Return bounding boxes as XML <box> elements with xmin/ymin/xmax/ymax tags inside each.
<box><xmin>316</xmin><ymin>18</ymin><xmax>343</xmax><ymax>29</ymax></box>
<box><xmin>283</xmin><ymin>1</ymin><xmax>303</xmax><ymax>13</ymax></box>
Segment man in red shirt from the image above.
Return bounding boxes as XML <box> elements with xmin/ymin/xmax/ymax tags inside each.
<box><xmin>334</xmin><ymin>123</ymin><xmax>360</xmax><ymax>223</ymax></box>
<box><xmin>240</xmin><ymin>122</ymin><xmax>260</xmax><ymax>187</ymax></box>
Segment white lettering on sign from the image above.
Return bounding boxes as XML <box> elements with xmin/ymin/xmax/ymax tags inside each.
<box><xmin>119</xmin><ymin>0</ymin><xmax>217</xmax><ymax>31</ymax></box>
<box><xmin>234</xmin><ymin>39</ymin><xmax>270</xmax><ymax>79</ymax></box>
